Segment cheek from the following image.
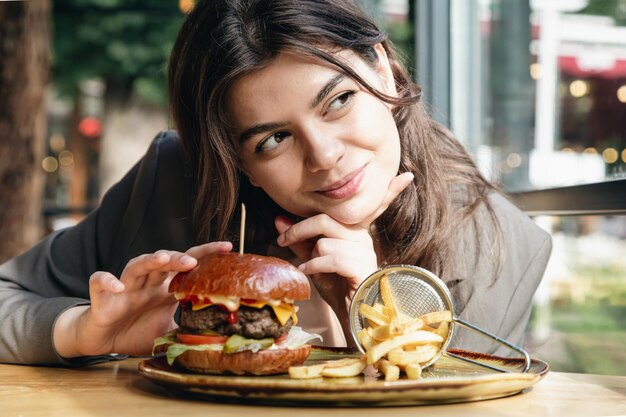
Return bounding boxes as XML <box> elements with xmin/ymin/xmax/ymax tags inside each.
<box><xmin>350</xmin><ymin>99</ymin><xmax>398</xmax><ymax>147</ymax></box>
<box><xmin>247</xmin><ymin>162</ymin><xmax>302</xmax><ymax>201</ymax></box>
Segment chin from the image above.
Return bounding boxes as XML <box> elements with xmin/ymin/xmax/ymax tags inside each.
<box><xmin>324</xmin><ymin>197</ymin><xmax>386</xmax><ymax>226</ymax></box>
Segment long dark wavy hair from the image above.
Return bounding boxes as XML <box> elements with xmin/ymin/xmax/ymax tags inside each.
<box><xmin>168</xmin><ymin>0</ymin><xmax>502</xmax><ymax>287</ymax></box>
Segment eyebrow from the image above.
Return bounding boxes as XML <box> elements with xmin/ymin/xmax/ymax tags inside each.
<box><xmin>238</xmin><ymin>121</ymin><xmax>289</xmax><ymax>145</ymax></box>
<box><xmin>311</xmin><ymin>73</ymin><xmax>346</xmax><ymax>108</ymax></box>
<box><xmin>237</xmin><ymin>73</ymin><xmax>347</xmax><ymax>145</ymax></box>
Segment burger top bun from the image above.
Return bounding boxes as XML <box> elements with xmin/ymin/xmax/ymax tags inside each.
<box><xmin>169</xmin><ymin>252</ymin><xmax>310</xmax><ymax>300</ymax></box>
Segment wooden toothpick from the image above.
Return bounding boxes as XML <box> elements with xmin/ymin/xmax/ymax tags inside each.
<box><xmin>239</xmin><ymin>203</ymin><xmax>246</xmax><ymax>255</ymax></box>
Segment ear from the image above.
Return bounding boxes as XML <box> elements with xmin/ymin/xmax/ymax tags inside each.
<box><xmin>240</xmin><ymin>165</ymin><xmax>261</xmax><ymax>188</ymax></box>
<box><xmin>248</xmin><ymin>176</ymin><xmax>260</xmax><ymax>187</ymax></box>
<box><xmin>373</xmin><ymin>43</ymin><xmax>398</xmax><ymax>97</ymax></box>
<box><xmin>245</xmin><ymin>171</ymin><xmax>261</xmax><ymax>188</ymax></box>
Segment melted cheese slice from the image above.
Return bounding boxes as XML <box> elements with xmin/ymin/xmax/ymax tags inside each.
<box><xmin>270</xmin><ymin>302</ymin><xmax>298</xmax><ymax>325</ymax></box>
<box><xmin>177</xmin><ymin>293</ymin><xmax>298</xmax><ymax>326</ymax></box>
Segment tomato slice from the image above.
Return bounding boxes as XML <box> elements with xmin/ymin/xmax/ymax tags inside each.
<box><xmin>176</xmin><ymin>333</ymin><xmax>228</xmax><ymax>345</ymax></box>
<box><xmin>274</xmin><ymin>333</ymin><xmax>288</xmax><ymax>344</ymax></box>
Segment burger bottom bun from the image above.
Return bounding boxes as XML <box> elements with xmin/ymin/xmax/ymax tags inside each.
<box><xmin>157</xmin><ymin>343</ymin><xmax>312</xmax><ymax>375</ymax></box>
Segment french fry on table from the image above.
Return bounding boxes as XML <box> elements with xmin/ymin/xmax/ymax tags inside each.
<box><xmin>288</xmin><ymin>359</ymin><xmax>366</xmax><ymax>379</ymax></box>
<box><xmin>288</xmin><ymin>364</ymin><xmax>325</xmax><ymax>379</ymax></box>
<box><xmin>320</xmin><ymin>358</ymin><xmax>367</xmax><ymax>378</ymax></box>
<box><xmin>322</xmin><ymin>358</ymin><xmax>360</xmax><ymax>369</ymax></box>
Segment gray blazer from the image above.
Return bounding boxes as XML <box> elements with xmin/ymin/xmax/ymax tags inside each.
<box><xmin>0</xmin><ymin>131</ymin><xmax>552</xmax><ymax>365</ymax></box>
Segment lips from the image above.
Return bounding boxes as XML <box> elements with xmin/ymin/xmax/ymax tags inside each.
<box><xmin>316</xmin><ymin>165</ymin><xmax>367</xmax><ymax>199</ymax></box>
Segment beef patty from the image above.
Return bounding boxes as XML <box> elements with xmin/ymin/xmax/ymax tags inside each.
<box><xmin>180</xmin><ymin>305</ymin><xmax>293</xmax><ymax>339</ymax></box>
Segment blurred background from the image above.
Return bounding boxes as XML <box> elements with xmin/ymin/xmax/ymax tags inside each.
<box><xmin>0</xmin><ymin>0</ymin><xmax>624</xmax><ymax>375</ymax></box>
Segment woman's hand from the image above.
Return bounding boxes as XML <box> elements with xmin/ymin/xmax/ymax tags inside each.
<box><xmin>275</xmin><ymin>214</ymin><xmax>375</xmax><ymax>313</ymax></box>
<box><xmin>274</xmin><ymin>172</ymin><xmax>413</xmax><ymax>339</ymax></box>
<box><xmin>53</xmin><ymin>241</ymin><xmax>232</xmax><ymax>359</ymax></box>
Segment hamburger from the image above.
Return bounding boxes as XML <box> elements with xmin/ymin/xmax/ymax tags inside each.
<box><xmin>153</xmin><ymin>252</ymin><xmax>321</xmax><ymax>375</ymax></box>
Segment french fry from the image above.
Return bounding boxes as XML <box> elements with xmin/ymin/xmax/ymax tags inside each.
<box><xmin>419</xmin><ymin>310</ymin><xmax>453</xmax><ymax>326</ymax></box>
<box><xmin>372</xmin><ymin>303</ymin><xmax>387</xmax><ymax>315</ymax></box>
<box><xmin>366</xmin><ymin>331</ymin><xmax>443</xmax><ymax>364</ymax></box>
<box><xmin>403</xmin><ymin>318</ymin><xmax>425</xmax><ymax>333</ymax></box>
<box><xmin>322</xmin><ymin>358</ymin><xmax>360</xmax><ymax>368</ymax></box>
<box><xmin>402</xmin><ymin>338</ymin><xmax>442</xmax><ymax>351</ymax></box>
<box><xmin>405</xmin><ymin>363</ymin><xmax>422</xmax><ymax>380</ymax></box>
<box><xmin>288</xmin><ymin>364</ymin><xmax>325</xmax><ymax>379</ymax></box>
<box><xmin>435</xmin><ymin>321</ymin><xmax>450</xmax><ymax>339</ymax></box>
<box><xmin>320</xmin><ymin>359</ymin><xmax>367</xmax><ymax>378</ymax></box>
<box><xmin>379</xmin><ymin>275</ymin><xmax>400</xmax><ymax>326</ymax></box>
<box><xmin>372</xmin><ymin>303</ymin><xmax>412</xmax><ymax>326</ymax></box>
<box><xmin>289</xmin><ymin>358</ymin><xmax>365</xmax><ymax>379</ymax></box>
<box><xmin>404</xmin><ymin>310</ymin><xmax>452</xmax><ymax>333</ymax></box>
<box><xmin>369</xmin><ymin>323</ymin><xmax>403</xmax><ymax>341</ymax></box>
<box><xmin>358</xmin><ymin>303</ymin><xmax>389</xmax><ymax>326</ymax></box>
<box><xmin>357</xmin><ymin>328</ymin><xmax>375</xmax><ymax>351</ymax></box>
<box><xmin>379</xmin><ymin>359</ymin><xmax>400</xmax><ymax>382</ymax></box>
<box><xmin>387</xmin><ymin>344</ymin><xmax>440</xmax><ymax>366</ymax></box>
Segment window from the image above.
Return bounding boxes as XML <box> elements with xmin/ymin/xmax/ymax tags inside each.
<box><xmin>445</xmin><ymin>0</ymin><xmax>626</xmax><ymax>375</ymax></box>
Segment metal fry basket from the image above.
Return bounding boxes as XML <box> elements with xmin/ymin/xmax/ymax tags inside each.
<box><xmin>349</xmin><ymin>265</ymin><xmax>531</xmax><ymax>373</ymax></box>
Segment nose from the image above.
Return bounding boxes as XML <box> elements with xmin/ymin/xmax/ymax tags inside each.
<box><xmin>301</xmin><ymin>126</ymin><xmax>345</xmax><ymax>172</ymax></box>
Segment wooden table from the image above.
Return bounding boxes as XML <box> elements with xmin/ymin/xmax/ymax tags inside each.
<box><xmin>1</xmin><ymin>357</ymin><xmax>625</xmax><ymax>417</ymax></box>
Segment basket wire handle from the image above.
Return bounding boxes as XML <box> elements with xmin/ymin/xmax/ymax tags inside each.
<box><xmin>447</xmin><ymin>318</ymin><xmax>532</xmax><ymax>373</ymax></box>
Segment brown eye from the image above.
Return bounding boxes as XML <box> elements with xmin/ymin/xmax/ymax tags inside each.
<box><xmin>327</xmin><ymin>90</ymin><xmax>356</xmax><ymax>113</ymax></box>
<box><xmin>255</xmin><ymin>131</ymin><xmax>291</xmax><ymax>153</ymax></box>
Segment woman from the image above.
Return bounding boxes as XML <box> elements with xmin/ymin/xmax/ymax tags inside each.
<box><xmin>0</xmin><ymin>0</ymin><xmax>551</xmax><ymax>365</ymax></box>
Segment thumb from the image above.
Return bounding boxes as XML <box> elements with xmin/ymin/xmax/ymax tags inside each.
<box><xmin>89</xmin><ymin>271</ymin><xmax>123</xmax><ymax>310</ymax></box>
<box><xmin>274</xmin><ymin>215</ymin><xmax>315</xmax><ymax>263</ymax></box>
<box><xmin>359</xmin><ymin>172</ymin><xmax>414</xmax><ymax>228</ymax></box>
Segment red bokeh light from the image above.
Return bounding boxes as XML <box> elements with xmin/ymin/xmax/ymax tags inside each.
<box><xmin>78</xmin><ymin>116</ymin><xmax>102</xmax><ymax>138</ymax></box>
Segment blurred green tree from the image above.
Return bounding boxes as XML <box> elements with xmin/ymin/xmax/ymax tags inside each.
<box><xmin>53</xmin><ymin>0</ymin><xmax>185</xmax><ymax>106</ymax></box>
<box><xmin>578</xmin><ymin>0</ymin><xmax>626</xmax><ymax>25</ymax></box>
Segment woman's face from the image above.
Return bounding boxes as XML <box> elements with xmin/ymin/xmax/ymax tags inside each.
<box><xmin>227</xmin><ymin>45</ymin><xmax>401</xmax><ymax>225</ymax></box>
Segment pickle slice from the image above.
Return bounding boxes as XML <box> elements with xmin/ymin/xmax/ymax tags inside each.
<box><xmin>223</xmin><ymin>334</ymin><xmax>274</xmax><ymax>353</ymax></box>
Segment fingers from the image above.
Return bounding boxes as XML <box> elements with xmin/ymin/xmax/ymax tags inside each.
<box><xmin>275</xmin><ymin>216</ymin><xmax>318</xmax><ymax>262</ymax></box>
<box><xmin>274</xmin><ymin>215</ymin><xmax>295</xmax><ymax>235</ymax></box>
<box><xmin>186</xmin><ymin>241</ymin><xmax>233</xmax><ymax>258</ymax></box>
<box><xmin>298</xmin><ymin>240</ymin><xmax>377</xmax><ymax>281</ymax></box>
<box><xmin>115</xmin><ymin>242</ymin><xmax>233</xmax><ymax>293</ymax></box>
<box><xmin>90</xmin><ymin>271</ymin><xmax>124</xmax><ymax>294</ymax></box>
<box><xmin>277</xmin><ymin>214</ymin><xmax>365</xmax><ymax>248</ymax></box>
<box><xmin>358</xmin><ymin>172</ymin><xmax>414</xmax><ymax>228</ymax></box>
<box><xmin>119</xmin><ymin>250</ymin><xmax>197</xmax><ymax>290</ymax></box>
<box><xmin>89</xmin><ymin>271</ymin><xmax>124</xmax><ymax>310</ymax></box>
